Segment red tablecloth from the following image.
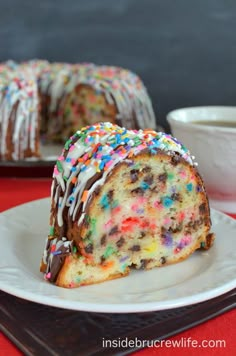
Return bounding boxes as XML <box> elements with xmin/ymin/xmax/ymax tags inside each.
<box><xmin>0</xmin><ymin>178</ymin><xmax>235</xmax><ymax>356</ymax></box>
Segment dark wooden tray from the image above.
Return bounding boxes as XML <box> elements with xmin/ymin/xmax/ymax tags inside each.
<box><xmin>0</xmin><ymin>289</ymin><xmax>235</xmax><ymax>356</ymax></box>
<box><xmin>0</xmin><ymin>143</ymin><xmax>61</xmax><ymax>177</ymax></box>
<box><xmin>0</xmin><ymin>160</ymin><xmax>54</xmax><ymax>178</ymax></box>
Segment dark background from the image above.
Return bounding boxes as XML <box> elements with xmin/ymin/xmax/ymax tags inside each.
<box><xmin>1</xmin><ymin>0</ymin><xmax>236</xmax><ymax>131</ymax></box>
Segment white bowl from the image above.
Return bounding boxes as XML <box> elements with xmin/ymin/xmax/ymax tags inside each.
<box><xmin>167</xmin><ymin>106</ymin><xmax>236</xmax><ymax>213</ymax></box>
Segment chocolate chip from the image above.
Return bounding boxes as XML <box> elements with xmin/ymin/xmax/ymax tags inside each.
<box><xmin>171</xmin><ymin>153</ymin><xmax>181</xmax><ymax>166</ymax></box>
<box><xmin>107</xmin><ymin>190</ymin><xmax>114</xmax><ymax>202</ymax></box>
<box><xmin>168</xmin><ymin>223</ymin><xmax>183</xmax><ymax>233</ymax></box>
<box><xmin>161</xmin><ymin>226</ymin><xmax>167</xmax><ymax>234</ymax></box>
<box><xmin>94</xmin><ymin>186</ymin><xmax>101</xmax><ymax>195</ymax></box>
<box><xmin>101</xmin><ymin>234</ymin><xmax>106</xmax><ymax>246</ymax></box>
<box><xmin>160</xmin><ymin>256</ymin><xmax>166</xmax><ymax>265</ymax></box>
<box><xmin>138</xmin><ymin>231</ymin><xmax>146</xmax><ymax>239</ymax></box>
<box><xmin>109</xmin><ymin>225</ymin><xmax>119</xmax><ymax>235</ymax></box>
<box><xmin>199</xmin><ymin>203</ymin><xmax>206</xmax><ymax>214</ymax></box>
<box><xmin>131</xmin><ymin>187</ymin><xmax>144</xmax><ymax>196</ymax></box>
<box><xmin>85</xmin><ymin>243</ymin><xmax>93</xmax><ymax>254</ymax></box>
<box><xmin>140</xmin><ymin>259</ymin><xmax>152</xmax><ymax>269</ymax></box>
<box><xmin>186</xmin><ymin>221</ymin><xmax>194</xmax><ymax>228</ymax></box>
<box><xmin>116</xmin><ymin>237</ymin><xmax>125</xmax><ymax>248</ymax></box>
<box><xmin>158</xmin><ymin>172</ymin><xmax>167</xmax><ymax>183</ymax></box>
<box><xmin>185</xmin><ymin>229</ymin><xmax>191</xmax><ymax>234</ymax></box>
<box><xmin>129</xmin><ymin>245</ymin><xmax>141</xmax><ymax>252</ymax></box>
<box><xmin>171</xmin><ymin>193</ymin><xmax>182</xmax><ymax>202</ymax></box>
<box><xmin>143</xmin><ymin>174</ymin><xmax>154</xmax><ymax>185</ymax></box>
<box><xmin>150</xmin><ymin>185</ymin><xmax>158</xmax><ymax>193</ymax></box>
<box><xmin>205</xmin><ymin>232</ymin><xmax>215</xmax><ymax>249</ymax></box>
<box><xmin>130</xmin><ymin>169</ymin><xmax>139</xmax><ymax>183</ymax></box>
<box><xmin>142</xmin><ymin>166</ymin><xmax>151</xmax><ymax>173</ymax></box>
<box><xmin>100</xmin><ymin>256</ymin><xmax>106</xmax><ymax>264</ymax></box>
<box><xmin>185</xmin><ymin>218</ymin><xmax>204</xmax><ymax>232</ymax></box>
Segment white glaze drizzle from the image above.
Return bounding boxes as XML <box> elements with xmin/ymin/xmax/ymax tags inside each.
<box><xmin>52</xmin><ymin>122</ymin><xmax>193</xmax><ymax>228</ymax></box>
<box><xmin>36</xmin><ymin>62</ymin><xmax>156</xmax><ymax>130</ymax></box>
<box><xmin>0</xmin><ymin>60</ymin><xmax>157</xmax><ymax>160</ymax></box>
<box><xmin>0</xmin><ymin>65</ymin><xmax>39</xmax><ymax>160</ymax></box>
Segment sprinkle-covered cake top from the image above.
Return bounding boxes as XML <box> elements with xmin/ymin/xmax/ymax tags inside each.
<box><xmin>51</xmin><ymin>122</ymin><xmax>194</xmax><ymax>227</ymax></box>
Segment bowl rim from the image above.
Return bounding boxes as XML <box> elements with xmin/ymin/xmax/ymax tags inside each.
<box><xmin>166</xmin><ymin>106</ymin><xmax>236</xmax><ymax>133</ymax></box>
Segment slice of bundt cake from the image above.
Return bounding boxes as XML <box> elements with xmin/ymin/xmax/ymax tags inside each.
<box><xmin>40</xmin><ymin>122</ymin><xmax>215</xmax><ymax>288</ymax></box>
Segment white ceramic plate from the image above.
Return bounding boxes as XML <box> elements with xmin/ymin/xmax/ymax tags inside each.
<box><xmin>0</xmin><ymin>198</ymin><xmax>235</xmax><ymax>313</ymax></box>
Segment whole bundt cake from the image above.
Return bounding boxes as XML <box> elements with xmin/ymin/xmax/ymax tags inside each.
<box><xmin>0</xmin><ymin>60</ymin><xmax>156</xmax><ymax>160</ymax></box>
<box><xmin>40</xmin><ymin>122</ymin><xmax>215</xmax><ymax>288</ymax></box>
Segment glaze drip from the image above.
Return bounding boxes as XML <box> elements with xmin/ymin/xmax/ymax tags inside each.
<box><xmin>0</xmin><ymin>60</ymin><xmax>157</xmax><ymax>160</ymax></box>
<box><xmin>52</xmin><ymin>122</ymin><xmax>194</xmax><ymax>228</ymax></box>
